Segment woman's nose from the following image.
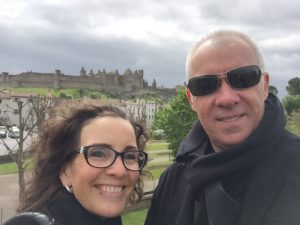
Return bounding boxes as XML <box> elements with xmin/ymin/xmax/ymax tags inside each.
<box><xmin>105</xmin><ymin>156</ymin><xmax>128</xmax><ymax>177</ymax></box>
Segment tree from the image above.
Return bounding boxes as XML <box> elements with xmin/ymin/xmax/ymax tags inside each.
<box><xmin>90</xmin><ymin>93</ymin><xmax>97</xmax><ymax>99</ymax></box>
<box><xmin>30</xmin><ymin>95</ymin><xmax>59</xmax><ymax>132</ymax></box>
<box><xmin>269</xmin><ymin>85</ymin><xmax>278</xmax><ymax>95</ymax></box>
<box><xmin>152</xmin><ymin>79</ymin><xmax>157</xmax><ymax>88</ymax></box>
<box><xmin>152</xmin><ymin>88</ymin><xmax>198</xmax><ymax>156</ymax></box>
<box><xmin>78</xmin><ymin>89</ymin><xmax>84</xmax><ymax>98</ymax></box>
<box><xmin>0</xmin><ymin>95</ymin><xmax>57</xmax><ymax>201</ymax></box>
<box><xmin>282</xmin><ymin>95</ymin><xmax>300</xmax><ymax>115</ymax></box>
<box><xmin>286</xmin><ymin>77</ymin><xmax>300</xmax><ymax>96</ymax></box>
<box><xmin>286</xmin><ymin>111</ymin><xmax>300</xmax><ymax>136</ymax></box>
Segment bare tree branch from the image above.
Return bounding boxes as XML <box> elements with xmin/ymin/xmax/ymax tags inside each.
<box><xmin>0</xmin><ymin>95</ymin><xmax>57</xmax><ymax>202</ymax></box>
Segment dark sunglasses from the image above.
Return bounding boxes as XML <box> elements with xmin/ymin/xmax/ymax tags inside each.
<box><xmin>187</xmin><ymin>65</ymin><xmax>262</xmax><ymax>96</ymax></box>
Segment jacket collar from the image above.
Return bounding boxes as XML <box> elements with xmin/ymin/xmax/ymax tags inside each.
<box><xmin>183</xmin><ymin>93</ymin><xmax>286</xmax><ymax>194</ymax></box>
<box><xmin>176</xmin><ymin>92</ymin><xmax>286</xmax><ymax>160</ymax></box>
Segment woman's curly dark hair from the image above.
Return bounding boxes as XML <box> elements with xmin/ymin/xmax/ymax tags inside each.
<box><xmin>19</xmin><ymin>101</ymin><xmax>148</xmax><ymax>212</ymax></box>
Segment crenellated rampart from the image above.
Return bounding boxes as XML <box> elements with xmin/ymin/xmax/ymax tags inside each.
<box><xmin>0</xmin><ymin>68</ymin><xmax>144</xmax><ymax>93</ymax></box>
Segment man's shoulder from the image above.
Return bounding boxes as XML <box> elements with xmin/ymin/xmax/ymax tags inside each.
<box><xmin>160</xmin><ymin>160</ymin><xmax>189</xmax><ymax>181</ymax></box>
<box><xmin>280</xmin><ymin>130</ymin><xmax>300</xmax><ymax>157</ymax></box>
<box><xmin>153</xmin><ymin>160</ymin><xmax>191</xmax><ymax>198</ymax></box>
<box><xmin>285</xmin><ymin>129</ymin><xmax>300</xmax><ymax>142</ymax></box>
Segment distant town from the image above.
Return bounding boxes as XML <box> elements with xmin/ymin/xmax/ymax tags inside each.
<box><xmin>0</xmin><ymin>67</ymin><xmax>181</xmax><ymax>131</ymax></box>
<box><xmin>0</xmin><ymin>67</ymin><xmax>177</xmax><ymax>99</ymax></box>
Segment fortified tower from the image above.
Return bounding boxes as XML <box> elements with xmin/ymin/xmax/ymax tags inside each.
<box><xmin>53</xmin><ymin>70</ymin><xmax>61</xmax><ymax>89</ymax></box>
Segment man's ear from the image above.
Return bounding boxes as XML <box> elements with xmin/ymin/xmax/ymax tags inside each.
<box><xmin>59</xmin><ymin>164</ymin><xmax>73</xmax><ymax>187</ymax></box>
<box><xmin>186</xmin><ymin>88</ymin><xmax>196</xmax><ymax>111</ymax></box>
<box><xmin>262</xmin><ymin>72</ymin><xmax>270</xmax><ymax>99</ymax></box>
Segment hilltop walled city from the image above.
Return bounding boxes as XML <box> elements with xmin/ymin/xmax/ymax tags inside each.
<box><xmin>0</xmin><ymin>67</ymin><xmax>178</xmax><ymax>130</ymax></box>
<box><xmin>0</xmin><ymin>67</ymin><xmax>177</xmax><ymax>97</ymax></box>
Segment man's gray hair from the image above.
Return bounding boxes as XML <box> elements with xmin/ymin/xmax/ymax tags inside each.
<box><xmin>185</xmin><ymin>30</ymin><xmax>265</xmax><ymax>81</ymax></box>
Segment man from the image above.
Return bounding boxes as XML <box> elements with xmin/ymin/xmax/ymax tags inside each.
<box><xmin>145</xmin><ymin>30</ymin><xmax>300</xmax><ymax>225</ymax></box>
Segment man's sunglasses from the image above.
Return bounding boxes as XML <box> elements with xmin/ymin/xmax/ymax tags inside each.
<box><xmin>187</xmin><ymin>65</ymin><xmax>262</xmax><ymax>96</ymax></box>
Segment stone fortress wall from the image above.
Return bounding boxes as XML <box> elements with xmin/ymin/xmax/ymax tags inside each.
<box><xmin>0</xmin><ymin>67</ymin><xmax>144</xmax><ymax>93</ymax></box>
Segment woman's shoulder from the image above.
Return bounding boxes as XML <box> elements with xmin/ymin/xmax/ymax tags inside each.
<box><xmin>3</xmin><ymin>212</ymin><xmax>56</xmax><ymax>225</ymax></box>
<box><xmin>44</xmin><ymin>190</ymin><xmax>122</xmax><ymax>225</ymax></box>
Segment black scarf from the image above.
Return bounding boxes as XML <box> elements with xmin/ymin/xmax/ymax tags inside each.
<box><xmin>44</xmin><ymin>189</ymin><xmax>122</xmax><ymax>225</ymax></box>
<box><xmin>185</xmin><ymin>93</ymin><xmax>286</xmax><ymax>195</ymax></box>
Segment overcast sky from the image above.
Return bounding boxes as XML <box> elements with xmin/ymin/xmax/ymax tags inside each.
<box><xmin>0</xmin><ymin>0</ymin><xmax>299</xmax><ymax>99</ymax></box>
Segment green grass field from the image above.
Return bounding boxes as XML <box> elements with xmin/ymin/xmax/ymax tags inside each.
<box><xmin>0</xmin><ymin>161</ymin><xmax>20</xmax><ymax>175</ymax></box>
<box><xmin>0</xmin><ymin>141</ymin><xmax>170</xmax><ymax>175</ymax></box>
<box><xmin>148</xmin><ymin>167</ymin><xmax>166</xmax><ymax>179</ymax></box>
<box><xmin>0</xmin><ymin>87</ymin><xmax>112</xmax><ymax>99</ymax></box>
<box><xmin>0</xmin><ymin>159</ymin><xmax>34</xmax><ymax>175</ymax></box>
<box><xmin>122</xmin><ymin>208</ymin><xmax>148</xmax><ymax>225</ymax></box>
<box><xmin>145</xmin><ymin>141</ymin><xmax>169</xmax><ymax>151</ymax></box>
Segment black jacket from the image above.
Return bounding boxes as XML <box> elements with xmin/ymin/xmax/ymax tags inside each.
<box><xmin>4</xmin><ymin>190</ymin><xmax>122</xmax><ymax>225</ymax></box>
<box><xmin>145</xmin><ymin>93</ymin><xmax>300</xmax><ymax>225</ymax></box>
<box><xmin>43</xmin><ymin>190</ymin><xmax>122</xmax><ymax>225</ymax></box>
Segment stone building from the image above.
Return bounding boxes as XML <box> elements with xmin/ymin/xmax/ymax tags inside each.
<box><xmin>0</xmin><ymin>67</ymin><xmax>178</xmax><ymax>127</ymax></box>
<box><xmin>0</xmin><ymin>93</ymin><xmax>162</xmax><ymax>130</ymax></box>
<box><xmin>124</xmin><ymin>98</ymin><xmax>162</xmax><ymax>129</ymax></box>
<box><xmin>0</xmin><ymin>67</ymin><xmax>144</xmax><ymax>93</ymax></box>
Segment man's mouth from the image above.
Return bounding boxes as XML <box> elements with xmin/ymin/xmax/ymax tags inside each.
<box><xmin>217</xmin><ymin>114</ymin><xmax>243</xmax><ymax>122</ymax></box>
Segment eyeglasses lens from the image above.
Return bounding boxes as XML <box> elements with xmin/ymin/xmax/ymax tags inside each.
<box><xmin>227</xmin><ymin>66</ymin><xmax>261</xmax><ymax>88</ymax></box>
<box><xmin>86</xmin><ymin>146</ymin><xmax>146</xmax><ymax>171</ymax></box>
<box><xmin>188</xmin><ymin>75</ymin><xmax>219</xmax><ymax>96</ymax></box>
<box><xmin>123</xmin><ymin>151</ymin><xmax>146</xmax><ymax>171</ymax></box>
<box><xmin>188</xmin><ymin>65</ymin><xmax>261</xmax><ymax>96</ymax></box>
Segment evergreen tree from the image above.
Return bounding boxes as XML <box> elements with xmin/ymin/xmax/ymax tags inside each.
<box><xmin>152</xmin><ymin>88</ymin><xmax>197</xmax><ymax>156</ymax></box>
<box><xmin>286</xmin><ymin>77</ymin><xmax>300</xmax><ymax>95</ymax></box>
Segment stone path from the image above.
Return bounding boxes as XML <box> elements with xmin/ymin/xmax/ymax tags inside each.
<box><xmin>0</xmin><ymin>173</ymin><xmax>19</xmax><ymax>223</ymax></box>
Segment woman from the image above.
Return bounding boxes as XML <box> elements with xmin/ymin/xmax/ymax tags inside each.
<box><xmin>16</xmin><ymin>102</ymin><xmax>148</xmax><ymax>225</ymax></box>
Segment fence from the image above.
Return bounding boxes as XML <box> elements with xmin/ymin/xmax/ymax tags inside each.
<box><xmin>125</xmin><ymin>190</ymin><xmax>154</xmax><ymax>213</ymax></box>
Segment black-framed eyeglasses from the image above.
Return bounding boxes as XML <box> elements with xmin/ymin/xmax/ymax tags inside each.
<box><xmin>73</xmin><ymin>145</ymin><xmax>148</xmax><ymax>171</ymax></box>
<box><xmin>187</xmin><ymin>65</ymin><xmax>262</xmax><ymax>96</ymax></box>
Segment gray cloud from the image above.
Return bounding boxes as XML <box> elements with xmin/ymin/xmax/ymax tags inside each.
<box><xmin>0</xmin><ymin>0</ymin><xmax>299</xmax><ymax>97</ymax></box>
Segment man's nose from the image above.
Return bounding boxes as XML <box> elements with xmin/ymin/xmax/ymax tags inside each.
<box><xmin>215</xmin><ymin>79</ymin><xmax>240</xmax><ymax>107</ymax></box>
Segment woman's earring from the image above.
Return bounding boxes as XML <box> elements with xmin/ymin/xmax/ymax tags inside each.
<box><xmin>65</xmin><ymin>185</ymin><xmax>73</xmax><ymax>193</ymax></box>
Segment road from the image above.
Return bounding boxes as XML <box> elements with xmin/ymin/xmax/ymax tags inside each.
<box><xmin>0</xmin><ymin>173</ymin><xmax>19</xmax><ymax>223</ymax></box>
<box><xmin>0</xmin><ymin>133</ymin><xmax>35</xmax><ymax>156</ymax></box>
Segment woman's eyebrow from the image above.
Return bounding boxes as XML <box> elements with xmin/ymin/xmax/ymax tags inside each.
<box><xmin>123</xmin><ymin>146</ymin><xmax>139</xmax><ymax>151</ymax></box>
<box><xmin>88</xmin><ymin>143</ymin><xmax>138</xmax><ymax>151</ymax></box>
<box><xmin>88</xmin><ymin>143</ymin><xmax>112</xmax><ymax>148</ymax></box>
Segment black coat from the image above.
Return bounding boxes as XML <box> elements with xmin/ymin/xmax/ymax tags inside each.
<box><xmin>4</xmin><ymin>190</ymin><xmax>122</xmax><ymax>225</ymax></box>
<box><xmin>145</xmin><ymin>93</ymin><xmax>300</xmax><ymax>225</ymax></box>
<box><xmin>43</xmin><ymin>190</ymin><xmax>122</xmax><ymax>225</ymax></box>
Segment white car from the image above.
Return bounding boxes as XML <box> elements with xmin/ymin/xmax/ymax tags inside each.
<box><xmin>0</xmin><ymin>126</ymin><xmax>7</xmax><ymax>138</ymax></box>
<box><xmin>8</xmin><ymin>127</ymin><xmax>20</xmax><ymax>138</ymax></box>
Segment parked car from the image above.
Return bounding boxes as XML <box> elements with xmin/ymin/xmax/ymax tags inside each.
<box><xmin>152</xmin><ymin>129</ymin><xmax>166</xmax><ymax>140</ymax></box>
<box><xmin>8</xmin><ymin>126</ymin><xmax>20</xmax><ymax>138</ymax></box>
<box><xmin>0</xmin><ymin>126</ymin><xmax>8</xmax><ymax>138</ymax></box>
